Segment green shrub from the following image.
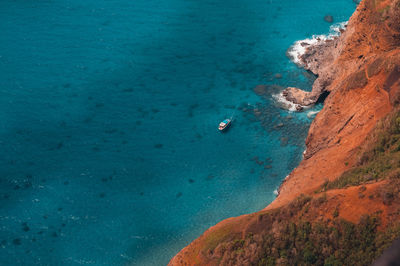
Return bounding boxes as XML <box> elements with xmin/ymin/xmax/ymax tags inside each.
<box><xmin>333</xmin><ymin>208</ymin><xmax>339</xmax><ymax>218</ymax></box>
<box><xmin>324</xmin><ymin>255</ymin><xmax>341</xmax><ymax>266</ymax></box>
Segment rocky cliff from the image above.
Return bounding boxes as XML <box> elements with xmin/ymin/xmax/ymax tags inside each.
<box><xmin>170</xmin><ymin>0</ymin><xmax>400</xmax><ymax>264</ymax></box>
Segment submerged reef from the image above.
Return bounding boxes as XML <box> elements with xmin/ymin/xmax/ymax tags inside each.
<box><xmin>170</xmin><ymin>0</ymin><xmax>400</xmax><ymax>264</ymax></box>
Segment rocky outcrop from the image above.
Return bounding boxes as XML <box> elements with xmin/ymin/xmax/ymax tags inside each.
<box><xmin>283</xmin><ymin>29</ymin><xmax>342</xmax><ymax>106</ymax></box>
<box><xmin>170</xmin><ymin>0</ymin><xmax>400</xmax><ymax>264</ymax></box>
<box><xmin>284</xmin><ymin>0</ymin><xmax>400</xmax><ymax>107</ymax></box>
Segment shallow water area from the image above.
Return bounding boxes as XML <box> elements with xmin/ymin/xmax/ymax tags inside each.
<box><xmin>0</xmin><ymin>0</ymin><xmax>356</xmax><ymax>265</ymax></box>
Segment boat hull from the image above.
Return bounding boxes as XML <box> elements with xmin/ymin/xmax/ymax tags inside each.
<box><xmin>218</xmin><ymin>120</ymin><xmax>231</xmax><ymax>131</ymax></box>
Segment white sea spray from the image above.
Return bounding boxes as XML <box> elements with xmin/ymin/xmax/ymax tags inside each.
<box><xmin>307</xmin><ymin>110</ymin><xmax>320</xmax><ymax>118</ymax></box>
<box><xmin>272</xmin><ymin>92</ymin><xmax>314</xmax><ymax>112</ymax></box>
<box><xmin>272</xmin><ymin>93</ymin><xmax>298</xmax><ymax>111</ymax></box>
<box><xmin>288</xmin><ymin>21</ymin><xmax>348</xmax><ymax>66</ymax></box>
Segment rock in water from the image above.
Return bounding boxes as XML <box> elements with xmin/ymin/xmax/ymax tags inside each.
<box><xmin>296</xmin><ymin>105</ymin><xmax>304</xmax><ymax>111</ymax></box>
<box><xmin>324</xmin><ymin>15</ymin><xmax>334</xmax><ymax>23</ymax></box>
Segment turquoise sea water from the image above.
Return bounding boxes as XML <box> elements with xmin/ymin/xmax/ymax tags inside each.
<box><xmin>0</xmin><ymin>0</ymin><xmax>356</xmax><ymax>265</ymax></box>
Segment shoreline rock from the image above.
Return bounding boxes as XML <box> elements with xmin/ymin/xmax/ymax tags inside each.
<box><xmin>283</xmin><ymin>34</ymin><xmax>341</xmax><ymax>106</ymax></box>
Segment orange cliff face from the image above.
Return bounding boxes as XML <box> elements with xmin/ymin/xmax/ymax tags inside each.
<box><xmin>170</xmin><ymin>0</ymin><xmax>400</xmax><ymax>265</ymax></box>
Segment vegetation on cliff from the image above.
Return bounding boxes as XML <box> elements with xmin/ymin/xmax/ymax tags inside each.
<box><xmin>320</xmin><ymin>110</ymin><xmax>400</xmax><ymax>191</ymax></box>
<box><xmin>206</xmin><ymin>192</ymin><xmax>400</xmax><ymax>265</ymax></box>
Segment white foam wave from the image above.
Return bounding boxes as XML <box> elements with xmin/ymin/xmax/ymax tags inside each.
<box><xmin>329</xmin><ymin>21</ymin><xmax>348</xmax><ymax>34</ymax></box>
<box><xmin>272</xmin><ymin>92</ymin><xmax>313</xmax><ymax>112</ymax></box>
<box><xmin>273</xmin><ymin>189</ymin><xmax>279</xmax><ymax>196</ymax></box>
<box><xmin>307</xmin><ymin>110</ymin><xmax>320</xmax><ymax>118</ymax></box>
<box><xmin>288</xmin><ymin>21</ymin><xmax>348</xmax><ymax>65</ymax></box>
<box><xmin>272</xmin><ymin>93</ymin><xmax>298</xmax><ymax>112</ymax></box>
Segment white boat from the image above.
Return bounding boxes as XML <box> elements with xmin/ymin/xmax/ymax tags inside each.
<box><xmin>218</xmin><ymin>119</ymin><xmax>231</xmax><ymax>131</ymax></box>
